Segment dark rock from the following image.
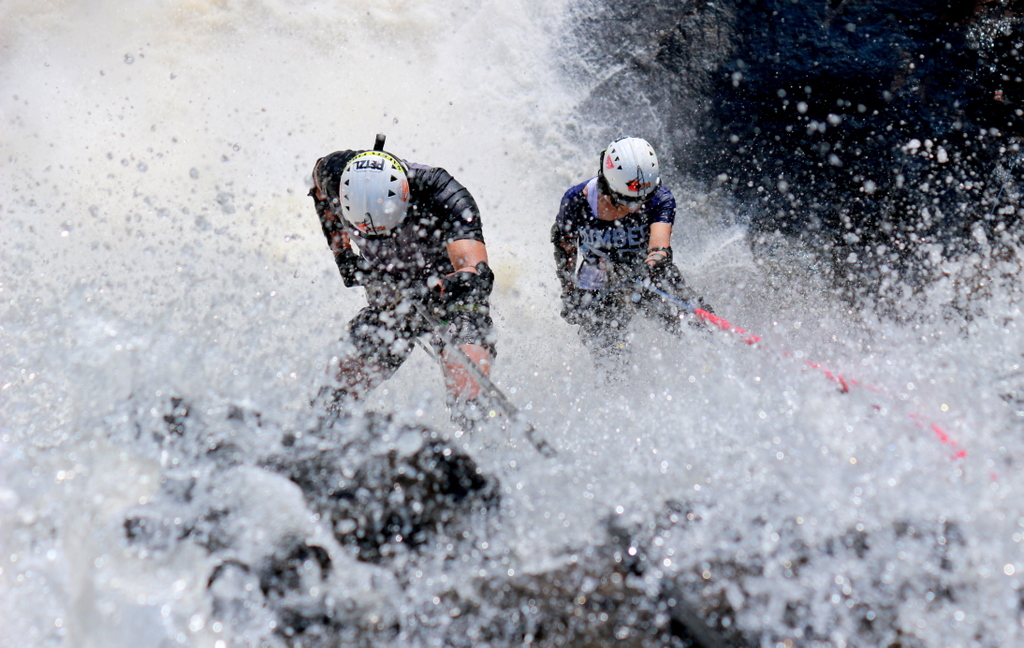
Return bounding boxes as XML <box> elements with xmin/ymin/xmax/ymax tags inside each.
<box><xmin>568</xmin><ymin>0</ymin><xmax>1024</xmax><ymax>304</ymax></box>
<box><xmin>264</xmin><ymin>412</ymin><xmax>502</xmax><ymax>563</ymax></box>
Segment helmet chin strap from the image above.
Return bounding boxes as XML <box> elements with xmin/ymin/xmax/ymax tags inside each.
<box><xmin>357</xmin><ymin>212</ymin><xmax>398</xmax><ymax>239</ymax></box>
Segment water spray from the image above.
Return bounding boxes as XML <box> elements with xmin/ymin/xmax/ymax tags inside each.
<box><xmin>412</xmin><ymin>303</ymin><xmax>558</xmax><ymax>458</ymax></box>
<box><xmin>635</xmin><ymin>280</ymin><xmax>968</xmax><ymax>461</ymax></box>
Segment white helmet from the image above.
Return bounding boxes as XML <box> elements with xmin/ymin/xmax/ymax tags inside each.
<box><xmin>599</xmin><ymin>137</ymin><xmax>661</xmax><ymax>205</ymax></box>
<box><xmin>339</xmin><ymin>151</ymin><xmax>410</xmax><ymax>236</ymax></box>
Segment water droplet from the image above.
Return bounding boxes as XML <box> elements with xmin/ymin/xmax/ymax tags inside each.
<box><xmin>189</xmin><ymin>168</ymin><xmax>199</xmax><ymax>179</ymax></box>
<box><xmin>216</xmin><ymin>192</ymin><xmax>235</xmax><ymax>214</ymax></box>
<box><xmin>124</xmin><ymin>54</ymin><xmax>134</xmax><ymax>65</ymax></box>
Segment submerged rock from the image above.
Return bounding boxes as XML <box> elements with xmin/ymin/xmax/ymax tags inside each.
<box><xmin>116</xmin><ymin>396</ymin><xmax>982</xmax><ymax>647</ymax></box>
<box><xmin>115</xmin><ymin>397</ymin><xmax>733</xmax><ymax>646</ymax></box>
<box><xmin>265</xmin><ymin>412</ymin><xmax>502</xmax><ymax>563</ymax></box>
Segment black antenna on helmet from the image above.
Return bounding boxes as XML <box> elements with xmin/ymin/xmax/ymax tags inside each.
<box><xmin>373</xmin><ymin>133</ymin><xmax>386</xmax><ymax>151</ymax></box>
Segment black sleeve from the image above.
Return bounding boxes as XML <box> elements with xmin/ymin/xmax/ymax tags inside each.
<box><xmin>551</xmin><ymin>189</ymin><xmax>584</xmax><ymax>293</ymax></box>
<box><xmin>309</xmin><ymin>150</ymin><xmax>360</xmax><ymax>235</ymax></box>
<box><xmin>410</xmin><ymin>166</ymin><xmax>485</xmax><ymax>243</ymax></box>
<box><xmin>310</xmin><ymin>150</ymin><xmax>367</xmax><ymax>286</ymax></box>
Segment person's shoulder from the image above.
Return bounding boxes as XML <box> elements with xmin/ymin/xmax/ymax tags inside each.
<box><xmin>646</xmin><ymin>184</ymin><xmax>677</xmax><ymax>221</ymax></box>
<box><xmin>561</xmin><ymin>178</ymin><xmax>591</xmax><ymax>201</ymax></box>
<box><xmin>405</xmin><ymin>161</ymin><xmax>444</xmax><ymax>186</ymax></box>
<box><xmin>319</xmin><ymin>149</ymin><xmax>361</xmax><ymax>176</ymax></box>
<box><xmin>651</xmin><ymin>184</ymin><xmax>676</xmax><ymax>207</ymax></box>
<box><xmin>406</xmin><ymin>163</ymin><xmax>473</xmax><ymax>204</ymax></box>
<box><xmin>653</xmin><ymin>184</ymin><xmax>674</xmax><ymax>199</ymax></box>
<box><xmin>322</xmin><ymin>149</ymin><xmax>361</xmax><ymax>163</ymax></box>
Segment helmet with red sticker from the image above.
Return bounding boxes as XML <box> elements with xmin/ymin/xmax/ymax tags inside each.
<box><xmin>339</xmin><ymin>151</ymin><xmax>411</xmax><ymax>237</ymax></box>
<box><xmin>598</xmin><ymin>137</ymin><xmax>661</xmax><ymax>208</ymax></box>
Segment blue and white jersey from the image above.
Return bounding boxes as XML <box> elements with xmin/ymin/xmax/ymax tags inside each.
<box><xmin>553</xmin><ymin>177</ymin><xmax>676</xmax><ymax>289</ymax></box>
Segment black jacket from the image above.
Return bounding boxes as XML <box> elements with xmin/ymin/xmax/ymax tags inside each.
<box><xmin>311</xmin><ymin>150</ymin><xmax>485</xmax><ymax>299</ymax></box>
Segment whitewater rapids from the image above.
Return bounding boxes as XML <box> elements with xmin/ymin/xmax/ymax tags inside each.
<box><xmin>2</xmin><ymin>1</ymin><xmax>1023</xmax><ymax>647</ymax></box>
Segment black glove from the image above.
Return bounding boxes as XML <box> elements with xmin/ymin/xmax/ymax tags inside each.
<box><xmin>644</xmin><ymin>247</ymin><xmax>673</xmax><ymax>280</ymax></box>
<box><xmin>439</xmin><ymin>262</ymin><xmax>494</xmax><ymax>319</ymax></box>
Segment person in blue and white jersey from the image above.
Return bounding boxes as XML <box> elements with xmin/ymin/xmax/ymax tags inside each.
<box><xmin>551</xmin><ymin>136</ymin><xmax>711</xmax><ymax>367</ymax></box>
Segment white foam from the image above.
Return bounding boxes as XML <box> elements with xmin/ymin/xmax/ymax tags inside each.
<box><xmin>3</xmin><ymin>1</ymin><xmax>1024</xmax><ymax>646</ymax></box>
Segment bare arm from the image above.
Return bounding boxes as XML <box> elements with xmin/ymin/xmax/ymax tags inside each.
<box><xmin>646</xmin><ymin>222</ymin><xmax>673</xmax><ymax>267</ymax></box>
<box><xmin>446</xmin><ymin>238</ymin><xmax>488</xmax><ymax>274</ymax></box>
<box><xmin>649</xmin><ymin>222</ymin><xmax>672</xmax><ymax>249</ymax></box>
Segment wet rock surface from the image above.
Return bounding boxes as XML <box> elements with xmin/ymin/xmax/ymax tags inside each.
<box><xmin>267</xmin><ymin>413</ymin><xmax>501</xmax><ymax>564</ymax></box>
<box><xmin>117</xmin><ymin>398</ymin><xmax>728</xmax><ymax>646</ymax></box>
<box><xmin>568</xmin><ymin>0</ymin><xmax>1024</xmax><ymax>301</ymax></box>
<box><xmin>114</xmin><ymin>396</ymin><xmax>983</xmax><ymax>647</ymax></box>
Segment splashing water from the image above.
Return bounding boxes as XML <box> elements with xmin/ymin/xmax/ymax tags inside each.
<box><xmin>3</xmin><ymin>1</ymin><xmax>1024</xmax><ymax>647</ymax></box>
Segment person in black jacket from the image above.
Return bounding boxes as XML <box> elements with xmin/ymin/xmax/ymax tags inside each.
<box><xmin>309</xmin><ymin>135</ymin><xmax>494</xmax><ymax>429</ymax></box>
